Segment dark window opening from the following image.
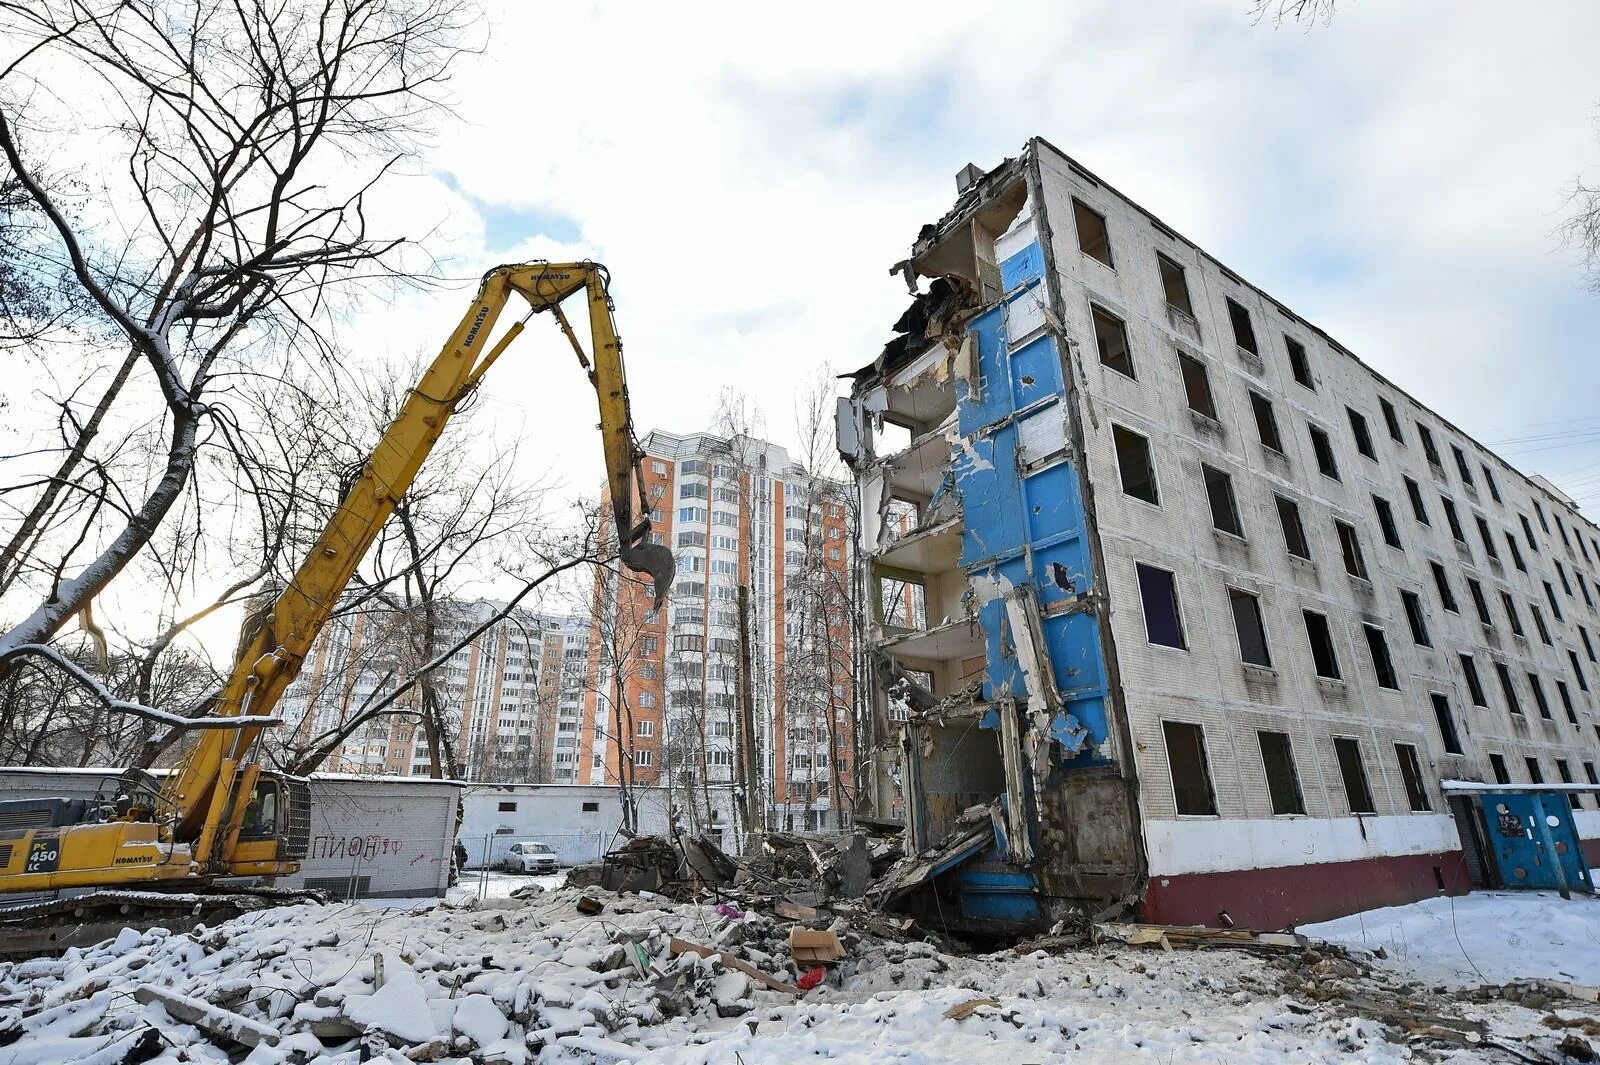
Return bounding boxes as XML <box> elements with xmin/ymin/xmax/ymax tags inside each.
<box><xmin>1336</xmin><ymin>520</ymin><xmax>1368</xmax><ymax>579</ymax></box>
<box><xmin>1258</xmin><ymin>731</ymin><xmax>1305</xmax><ymax>815</ymax></box>
<box><xmin>1581</xmin><ymin>626</ymin><xmax>1596</xmax><ymax>664</ymax></box>
<box><xmin>1519</xmin><ymin>513</ymin><xmax>1540</xmax><ymax>553</ymax></box>
<box><xmin>1405</xmin><ymin>478</ymin><xmax>1430</xmax><ymax>526</ymax></box>
<box><xmin>1113</xmin><ymin>425</ymin><xmax>1158</xmax><ymax>505</ymax></box>
<box><xmin>1380</xmin><ymin>397</ymin><xmax>1404</xmax><ymax>442</ymax></box>
<box><xmin>581</xmin><ymin>801</ymin><xmax>600</xmax><ymax>813</ymax></box>
<box><xmin>1163</xmin><ymin>720</ymin><xmax>1218</xmax><ymax>816</ymax></box>
<box><xmin>1476</xmin><ymin>517</ymin><xmax>1499</xmax><ymax>561</ymax></box>
<box><xmin>1072</xmin><ymin>198</ymin><xmax>1114</xmax><ymax>267</ymax></box>
<box><xmin>1452</xmin><ymin>444</ymin><xmax>1475</xmax><ymax>485</ymax></box>
<box><xmin>1557</xmin><ymin>679</ymin><xmax>1578</xmax><ymax>723</ymax></box>
<box><xmin>1534</xmin><ymin>501</ymin><xmax>1549</xmax><ymax>534</ymax></box>
<box><xmin>1442</xmin><ymin>497</ymin><xmax>1466</xmax><ymax>542</ymax></box>
<box><xmin>1467</xmin><ymin>578</ymin><xmax>1493</xmax><ymax>628</ymax></box>
<box><xmin>1532</xmin><ymin>603</ymin><xmax>1552</xmax><ymax>644</ymax></box>
<box><xmin>1303</xmin><ymin>610</ymin><xmax>1341</xmax><ymax>679</ymax></box>
<box><xmin>1277</xmin><ymin>495</ymin><xmax>1311</xmax><ymax>559</ymax></box>
<box><xmin>1092</xmin><ymin>305</ymin><xmax>1135</xmax><ymax>378</ymax></box>
<box><xmin>1495</xmin><ymin>662</ymin><xmax>1522</xmax><ymax>715</ymax></box>
<box><xmin>1136</xmin><ymin>563</ymin><xmax>1185</xmax><ymax>649</ymax></box>
<box><xmin>1203</xmin><ymin>464</ymin><xmax>1244</xmax><ymax>536</ymax></box>
<box><xmin>1488</xmin><ymin>753</ymin><xmax>1510</xmax><ymax>785</ymax></box>
<box><xmin>1505</xmin><ymin>532</ymin><xmax>1526</xmax><ymax>572</ymax></box>
<box><xmin>1157</xmin><ymin>253</ymin><xmax>1193</xmax><ymax>316</ymax></box>
<box><xmin>1178</xmin><ymin>353</ymin><xmax>1216</xmax><ymax>417</ymax></box>
<box><xmin>1545</xmin><ymin>580</ymin><xmax>1564</xmax><ymax>622</ymax></box>
<box><xmin>1417</xmin><ymin>423</ymin><xmax>1442</xmax><ymax>466</ymax></box>
<box><xmin>497</xmin><ymin>801</ymin><xmax>517</xmax><ymax>812</ymax></box>
<box><xmin>1363</xmin><ymin>624</ymin><xmax>1400</xmax><ymax>689</ymax></box>
<box><xmin>1528</xmin><ymin>672</ymin><xmax>1551</xmax><ymax>719</ymax></box>
<box><xmin>1251</xmin><ymin>392</ymin><xmax>1284</xmax><ymax>452</ymax></box>
<box><xmin>1460</xmin><ymin>654</ymin><xmax>1487</xmax><ymax>707</ymax></box>
<box><xmin>1556</xmin><ymin>559</ymin><xmax>1573</xmax><ymax>597</ymax></box>
<box><xmin>1556</xmin><ymin>516</ymin><xmax>1571</xmax><ymax>548</ymax></box>
<box><xmin>1556</xmin><ymin>759</ymin><xmax>1581</xmax><ymax>809</ymax></box>
<box><xmin>1431</xmin><ymin>562</ymin><xmax>1459</xmax><ymax>613</ymax></box>
<box><xmin>1401</xmin><ymin>590</ymin><xmax>1432</xmax><ymax>646</ymax></box>
<box><xmin>1334</xmin><ymin>737</ymin><xmax>1376</xmax><ymax>814</ymax></box>
<box><xmin>1310</xmin><ymin>424</ymin><xmax>1341</xmax><ymax>480</ymax></box>
<box><xmin>1227</xmin><ymin>298</ymin><xmax>1259</xmax><ymax>356</ymax></box>
<box><xmin>1229</xmin><ymin>588</ymin><xmax>1272</xmax><ymax>667</ymax></box>
<box><xmin>1285</xmin><ymin>335</ymin><xmax>1314</xmax><ymax>388</ymax></box>
<box><xmin>1482</xmin><ymin>466</ymin><xmax>1502</xmax><ymax>503</ymax></box>
<box><xmin>1373</xmin><ymin>496</ymin><xmax>1402</xmax><ymax>549</ymax></box>
<box><xmin>1395</xmin><ymin>744</ymin><xmax>1432</xmax><ymax>812</ymax></box>
<box><xmin>1501</xmin><ymin>592</ymin><xmax>1524</xmax><ymax>638</ymax></box>
<box><xmin>1525</xmin><ymin>757</ymin><xmax>1544</xmax><ymax>785</ymax></box>
<box><xmin>1431</xmin><ymin>693</ymin><xmax>1462</xmax><ymax>755</ymax></box>
<box><xmin>1568</xmin><ymin>648</ymin><xmax>1589</xmax><ymax>692</ymax></box>
<box><xmin>1348</xmin><ymin>407</ymin><xmax>1376</xmax><ymax>459</ymax></box>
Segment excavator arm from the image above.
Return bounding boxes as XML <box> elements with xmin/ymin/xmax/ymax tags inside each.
<box><xmin>164</xmin><ymin>262</ymin><xmax>674</xmax><ymax>849</ymax></box>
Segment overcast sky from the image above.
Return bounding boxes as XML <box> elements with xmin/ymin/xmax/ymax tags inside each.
<box><xmin>364</xmin><ymin>0</ymin><xmax>1600</xmax><ymax>516</ymax></box>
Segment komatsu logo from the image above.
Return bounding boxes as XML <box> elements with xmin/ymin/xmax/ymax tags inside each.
<box><xmin>463</xmin><ymin>306</ymin><xmax>491</xmax><ymax>349</ymax></box>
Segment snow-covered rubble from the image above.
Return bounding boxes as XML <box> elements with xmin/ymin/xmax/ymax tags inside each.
<box><xmin>0</xmin><ymin>885</ymin><xmax>1594</xmax><ymax>1064</ymax></box>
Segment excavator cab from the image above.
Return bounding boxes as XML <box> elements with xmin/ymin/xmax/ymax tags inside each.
<box><xmin>223</xmin><ymin>772</ymin><xmax>311</xmax><ymax>874</ymax></box>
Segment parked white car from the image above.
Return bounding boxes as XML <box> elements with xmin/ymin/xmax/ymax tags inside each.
<box><xmin>503</xmin><ymin>841</ymin><xmax>559</xmax><ymax>874</ymax></box>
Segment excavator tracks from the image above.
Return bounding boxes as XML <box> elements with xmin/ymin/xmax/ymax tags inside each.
<box><xmin>0</xmin><ymin>886</ymin><xmax>324</xmax><ymax>957</ymax></box>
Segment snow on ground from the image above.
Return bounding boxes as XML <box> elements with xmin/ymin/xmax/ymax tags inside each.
<box><xmin>0</xmin><ymin>885</ymin><xmax>1596</xmax><ymax>1063</ymax></box>
<box><xmin>1302</xmin><ymin>888</ymin><xmax>1600</xmax><ymax>987</ymax></box>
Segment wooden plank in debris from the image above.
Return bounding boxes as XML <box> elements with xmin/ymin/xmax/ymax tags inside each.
<box><xmin>773</xmin><ymin>900</ymin><xmax>820</xmax><ymax>921</ymax></box>
<box><xmin>668</xmin><ymin>937</ymin><xmax>803</xmax><ymax>994</ymax></box>
<box><xmin>135</xmin><ymin>984</ymin><xmax>280</xmax><ymax>1047</ymax></box>
<box><xmin>1095</xmin><ymin>922</ymin><xmax>1308</xmax><ymax>952</ymax></box>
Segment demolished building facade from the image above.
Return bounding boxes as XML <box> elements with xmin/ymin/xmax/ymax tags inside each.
<box><xmin>841</xmin><ymin>138</ymin><xmax>1600</xmax><ymax>931</ymax></box>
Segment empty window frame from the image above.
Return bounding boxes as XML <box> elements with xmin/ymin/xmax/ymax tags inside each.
<box><xmin>1373</xmin><ymin>495</ymin><xmax>1403</xmax><ymax>549</ymax></box>
<box><xmin>1227</xmin><ymin>297</ymin><xmax>1259</xmax><ymax>356</ymax></box>
<box><xmin>1519</xmin><ymin>513</ymin><xmax>1540</xmax><ymax>553</ymax></box>
<box><xmin>1309</xmin><ymin>424</ymin><xmax>1341</xmax><ymax>480</ymax></box>
<box><xmin>1400</xmin><ymin>590</ymin><xmax>1432</xmax><ymax>646</ymax></box>
<box><xmin>1528</xmin><ymin>671</ymin><xmax>1552</xmax><ymax>719</ymax></box>
<box><xmin>1488</xmin><ymin>753</ymin><xmax>1511</xmax><ymax>784</ymax></box>
<box><xmin>1092</xmin><ymin>305</ymin><xmax>1135</xmax><ymax>378</ymax></box>
<box><xmin>1333</xmin><ymin>737</ymin><xmax>1376</xmax><ymax>814</ymax></box>
<box><xmin>1544</xmin><ymin>580</ymin><xmax>1564</xmax><ymax>622</ymax></box>
<box><xmin>1347</xmin><ymin>407</ymin><xmax>1376</xmax><ymax>459</ymax></box>
<box><xmin>1203</xmin><ymin>464</ymin><xmax>1244</xmax><ymax>536</ymax></box>
<box><xmin>1494</xmin><ymin>662</ymin><xmax>1522</xmax><ymax>715</ymax></box>
<box><xmin>1582</xmin><ymin>625</ymin><xmax>1597</xmax><ymax>663</ymax></box>
<box><xmin>1178</xmin><ymin>353</ymin><xmax>1217</xmax><ymax>418</ymax></box>
<box><xmin>1460</xmin><ymin>653</ymin><xmax>1488</xmax><ymax>707</ymax></box>
<box><xmin>1555</xmin><ymin>559</ymin><xmax>1573</xmax><ymax>598</ymax></box>
<box><xmin>1556</xmin><ymin>759</ymin><xmax>1582</xmax><ymax>809</ymax></box>
<box><xmin>1394</xmin><ymin>744</ymin><xmax>1432</xmax><ymax>812</ymax></box>
<box><xmin>1466</xmin><ymin>578</ymin><xmax>1493</xmax><ymax>627</ymax></box>
<box><xmin>1441</xmin><ymin>496</ymin><xmax>1466</xmax><ymax>542</ymax></box>
<box><xmin>1379</xmin><ymin>397</ymin><xmax>1405</xmax><ymax>443</ymax></box>
<box><xmin>1303</xmin><ymin>610</ymin><xmax>1341</xmax><ymax>679</ymax></box>
<box><xmin>1229</xmin><ymin>587</ymin><xmax>1272</xmax><ymax>667</ymax></box>
<box><xmin>1525</xmin><ymin>757</ymin><xmax>1544</xmax><ymax>785</ymax></box>
<box><xmin>1162</xmin><ymin>720</ymin><xmax>1218</xmax><ymax>816</ymax></box>
<box><xmin>1417</xmin><ymin>423</ymin><xmax>1442</xmax><ymax>466</ymax></box>
<box><xmin>1276</xmin><ymin>495</ymin><xmax>1311</xmax><ymax>559</ymax></box>
<box><xmin>1430</xmin><ymin>693</ymin><xmax>1463</xmax><ymax>755</ymax></box>
<box><xmin>1532</xmin><ymin>602</ymin><xmax>1553</xmax><ymax>644</ymax></box>
<box><xmin>1250</xmin><ymin>392</ymin><xmax>1284</xmax><ymax>452</ymax></box>
<box><xmin>1430</xmin><ymin>561</ymin><xmax>1459</xmax><ymax>612</ymax></box>
<box><xmin>1557</xmin><ymin>678</ymin><xmax>1578</xmax><ymax>723</ymax></box>
<box><xmin>1482</xmin><ymin>466</ymin><xmax>1502</xmax><ymax>503</ymax></box>
<box><xmin>1505</xmin><ymin>531</ymin><xmax>1527</xmax><ymax>572</ymax></box>
<box><xmin>1113</xmin><ymin>425</ymin><xmax>1159</xmax><ymax>505</ymax></box>
<box><xmin>1157</xmin><ymin>253</ymin><xmax>1194</xmax><ymax>316</ymax></box>
<box><xmin>1136</xmin><ymin>563</ymin><xmax>1186</xmax><ymax>649</ymax></box>
<box><xmin>1476</xmin><ymin>516</ymin><xmax>1499</xmax><ymax>561</ymax></box>
<box><xmin>1568</xmin><ymin>648</ymin><xmax>1589</xmax><ymax>692</ymax></box>
<box><xmin>1257</xmin><ymin>731</ymin><xmax>1306</xmax><ymax>815</ymax></box>
<box><xmin>1501</xmin><ymin>592</ymin><xmax>1525</xmax><ymax>638</ymax></box>
<box><xmin>1534</xmin><ymin>500</ymin><xmax>1549</xmax><ymax>534</ymax></box>
<box><xmin>1072</xmin><ymin>198</ymin><xmax>1114</xmax><ymax>267</ymax></box>
<box><xmin>1404</xmin><ymin>478</ymin><xmax>1430</xmax><ymax>526</ymax></box>
<box><xmin>1363</xmin><ymin>624</ymin><xmax>1400</xmax><ymax>689</ymax></box>
<box><xmin>1452</xmin><ymin>444</ymin><xmax>1475</xmax><ymax>486</ymax></box>
<box><xmin>1284</xmin><ymin>335</ymin><xmax>1314</xmax><ymax>388</ymax></box>
<box><xmin>1336</xmin><ymin>520</ymin><xmax>1368</xmax><ymax>579</ymax></box>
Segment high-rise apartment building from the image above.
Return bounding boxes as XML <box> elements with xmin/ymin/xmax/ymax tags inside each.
<box><xmin>842</xmin><ymin>138</ymin><xmax>1600</xmax><ymax>931</ymax></box>
<box><xmin>576</xmin><ymin>430</ymin><xmax>855</xmax><ymax>832</ymax></box>
<box><xmin>277</xmin><ymin>599</ymin><xmax>586</xmax><ymax>781</ymax></box>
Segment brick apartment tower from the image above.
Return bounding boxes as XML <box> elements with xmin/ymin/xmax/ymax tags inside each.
<box><xmin>577</xmin><ymin>430</ymin><xmax>855</xmax><ymax>833</ymax></box>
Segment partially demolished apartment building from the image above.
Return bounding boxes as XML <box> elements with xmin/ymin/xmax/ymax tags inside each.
<box><xmin>840</xmin><ymin>137</ymin><xmax>1600</xmax><ymax>931</ymax></box>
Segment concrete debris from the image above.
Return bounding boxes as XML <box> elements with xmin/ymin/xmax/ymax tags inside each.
<box><xmin>1094</xmin><ymin>923</ymin><xmax>1311</xmax><ymax>954</ymax></box>
<box><xmin>133</xmin><ymin>984</ymin><xmax>280</xmax><ymax>1048</ymax></box>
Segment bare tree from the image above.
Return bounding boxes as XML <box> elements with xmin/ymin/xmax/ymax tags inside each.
<box><xmin>1250</xmin><ymin>0</ymin><xmax>1339</xmax><ymax>26</ymax></box>
<box><xmin>0</xmin><ymin>0</ymin><xmax>476</xmax><ymax>681</ymax></box>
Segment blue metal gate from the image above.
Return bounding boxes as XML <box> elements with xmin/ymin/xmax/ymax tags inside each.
<box><xmin>1478</xmin><ymin>792</ymin><xmax>1591</xmax><ymax>895</ymax></box>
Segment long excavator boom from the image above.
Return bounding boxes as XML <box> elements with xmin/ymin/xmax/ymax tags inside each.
<box><xmin>0</xmin><ymin>263</ymin><xmax>672</xmax><ymax>895</ymax></box>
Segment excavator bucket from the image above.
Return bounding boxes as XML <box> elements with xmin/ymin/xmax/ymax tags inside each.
<box><xmin>620</xmin><ymin>540</ymin><xmax>676</xmax><ymax>611</ymax></box>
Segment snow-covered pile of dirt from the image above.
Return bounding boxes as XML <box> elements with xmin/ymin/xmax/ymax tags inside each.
<box><xmin>0</xmin><ymin>885</ymin><xmax>1592</xmax><ymax>1064</ymax></box>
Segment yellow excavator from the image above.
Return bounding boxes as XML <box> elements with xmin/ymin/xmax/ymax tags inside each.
<box><xmin>0</xmin><ymin>263</ymin><xmax>673</xmax><ymax>945</ymax></box>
